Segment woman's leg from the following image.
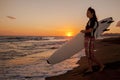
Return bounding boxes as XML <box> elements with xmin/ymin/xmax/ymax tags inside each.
<box><xmin>84</xmin><ymin>37</ymin><xmax>93</xmax><ymax>72</ymax></box>
<box><xmin>90</xmin><ymin>55</ymin><xmax>104</xmax><ymax>71</ymax></box>
<box><xmin>89</xmin><ymin>38</ymin><xmax>104</xmax><ymax>71</ymax></box>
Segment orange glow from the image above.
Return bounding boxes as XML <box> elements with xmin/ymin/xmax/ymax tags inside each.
<box><xmin>66</xmin><ymin>32</ymin><xmax>73</xmax><ymax>37</ymax></box>
<box><xmin>0</xmin><ymin>0</ymin><xmax>120</xmax><ymax>36</ymax></box>
<box><xmin>0</xmin><ymin>21</ymin><xmax>80</xmax><ymax>36</ymax></box>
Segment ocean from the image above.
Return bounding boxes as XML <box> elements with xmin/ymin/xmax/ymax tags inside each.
<box><xmin>0</xmin><ymin>36</ymin><xmax>85</xmax><ymax>80</ymax></box>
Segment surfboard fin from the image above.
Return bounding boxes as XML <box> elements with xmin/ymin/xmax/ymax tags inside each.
<box><xmin>103</xmin><ymin>29</ymin><xmax>110</xmax><ymax>32</ymax></box>
<box><xmin>101</xmin><ymin>20</ymin><xmax>107</xmax><ymax>23</ymax></box>
<box><xmin>47</xmin><ymin>60</ymin><xmax>50</xmax><ymax>64</ymax></box>
<box><xmin>107</xmin><ymin>20</ymin><xmax>114</xmax><ymax>23</ymax></box>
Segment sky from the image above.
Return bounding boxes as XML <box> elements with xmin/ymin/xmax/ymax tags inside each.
<box><xmin>0</xmin><ymin>0</ymin><xmax>120</xmax><ymax>36</ymax></box>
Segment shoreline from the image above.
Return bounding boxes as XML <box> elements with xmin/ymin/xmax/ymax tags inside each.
<box><xmin>46</xmin><ymin>37</ymin><xmax>120</xmax><ymax>80</ymax></box>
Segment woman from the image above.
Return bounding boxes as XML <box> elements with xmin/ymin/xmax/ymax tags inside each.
<box><xmin>81</xmin><ymin>7</ymin><xmax>104</xmax><ymax>72</ymax></box>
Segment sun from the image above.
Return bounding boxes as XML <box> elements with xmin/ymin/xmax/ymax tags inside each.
<box><xmin>66</xmin><ymin>32</ymin><xmax>73</xmax><ymax>37</ymax></box>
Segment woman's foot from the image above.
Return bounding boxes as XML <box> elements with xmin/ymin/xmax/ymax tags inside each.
<box><xmin>85</xmin><ymin>68</ymin><xmax>93</xmax><ymax>73</ymax></box>
<box><xmin>99</xmin><ymin>65</ymin><xmax>105</xmax><ymax>72</ymax></box>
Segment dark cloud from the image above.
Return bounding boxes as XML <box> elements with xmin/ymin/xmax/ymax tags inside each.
<box><xmin>6</xmin><ymin>16</ymin><xmax>16</xmax><ymax>19</ymax></box>
<box><xmin>116</xmin><ymin>21</ymin><xmax>120</xmax><ymax>27</ymax></box>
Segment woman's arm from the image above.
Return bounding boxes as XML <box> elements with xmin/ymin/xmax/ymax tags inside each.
<box><xmin>81</xmin><ymin>19</ymin><xmax>96</xmax><ymax>33</ymax></box>
<box><xmin>81</xmin><ymin>28</ymin><xmax>93</xmax><ymax>33</ymax></box>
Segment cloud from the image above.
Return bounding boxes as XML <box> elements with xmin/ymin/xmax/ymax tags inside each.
<box><xmin>116</xmin><ymin>21</ymin><xmax>120</xmax><ymax>27</ymax></box>
<box><xmin>6</xmin><ymin>16</ymin><xmax>16</xmax><ymax>19</ymax></box>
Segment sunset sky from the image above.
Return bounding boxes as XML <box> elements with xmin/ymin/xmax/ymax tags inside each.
<box><xmin>0</xmin><ymin>0</ymin><xmax>120</xmax><ymax>36</ymax></box>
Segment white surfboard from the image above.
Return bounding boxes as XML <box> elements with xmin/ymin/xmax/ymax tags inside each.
<box><xmin>95</xmin><ymin>17</ymin><xmax>114</xmax><ymax>38</ymax></box>
<box><xmin>47</xmin><ymin>17</ymin><xmax>114</xmax><ymax>64</ymax></box>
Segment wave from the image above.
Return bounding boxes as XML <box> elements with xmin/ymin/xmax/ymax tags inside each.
<box><xmin>0</xmin><ymin>50</ymin><xmax>26</xmax><ymax>60</ymax></box>
<box><xmin>0</xmin><ymin>36</ymin><xmax>67</xmax><ymax>42</ymax></box>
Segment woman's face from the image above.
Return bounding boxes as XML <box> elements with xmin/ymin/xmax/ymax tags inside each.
<box><xmin>86</xmin><ymin>10</ymin><xmax>93</xmax><ymax>19</ymax></box>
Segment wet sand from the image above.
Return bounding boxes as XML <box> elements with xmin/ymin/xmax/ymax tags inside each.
<box><xmin>0</xmin><ymin>50</ymin><xmax>57</xmax><ymax>80</ymax></box>
<box><xmin>46</xmin><ymin>37</ymin><xmax>120</xmax><ymax>80</ymax></box>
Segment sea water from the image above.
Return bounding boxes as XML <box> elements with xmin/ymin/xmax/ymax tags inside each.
<box><xmin>0</xmin><ymin>36</ymin><xmax>85</xmax><ymax>80</ymax></box>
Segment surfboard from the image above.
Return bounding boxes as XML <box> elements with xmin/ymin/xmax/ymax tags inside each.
<box><xmin>95</xmin><ymin>17</ymin><xmax>114</xmax><ymax>38</ymax></box>
<box><xmin>47</xmin><ymin>17</ymin><xmax>114</xmax><ymax>64</ymax></box>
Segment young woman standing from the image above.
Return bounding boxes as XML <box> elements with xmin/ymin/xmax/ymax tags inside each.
<box><xmin>81</xmin><ymin>7</ymin><xmax>104</xmax><ymax>72</ymax></box>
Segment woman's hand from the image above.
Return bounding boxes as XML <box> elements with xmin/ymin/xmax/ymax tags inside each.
<box><xmin>81</xmin><ymin>30</ymin><xmax>85</xmax><ymax>33</ymax></box>
<box><xmin>81</xmin><ymin>28</ymin><xmax>93</xmax><ymax>33</ymax></box>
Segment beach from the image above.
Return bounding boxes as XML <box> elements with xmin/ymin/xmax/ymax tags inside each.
<box><xmin>0</xmin><ymin>36</ymin><xmax>120</xmax><ymax>80</ymax></box>
<box><xmin>0</xmin><ymin>0</ymin><xmax>120</xmax><ymax>80</ymax></box>
<box><xmin>46</xmin><ymin>37</ymin><xmax>120</xmax><ymax>80</ymax></box>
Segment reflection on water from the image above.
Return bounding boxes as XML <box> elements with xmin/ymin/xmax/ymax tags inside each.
<box><xmin>0</xmin><ymin>36</ymin><xmax>82</xmax><ymax>80</ymax></box>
